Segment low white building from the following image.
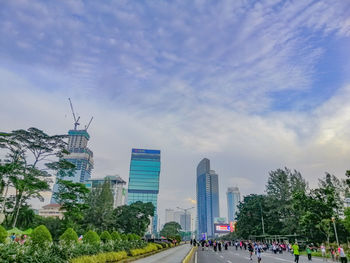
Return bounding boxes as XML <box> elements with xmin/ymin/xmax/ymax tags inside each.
<box><xmin>38</xmin><ymin>204</ymin><xmax>64</xmax><ymax>219</ymax></box>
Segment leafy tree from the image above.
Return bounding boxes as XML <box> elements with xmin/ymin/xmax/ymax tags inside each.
<box><xmin>113</xmin><ymin>201</ymin><xmax>154</xmax><ymax>236</ymax></box>
<box><xmin>0</xmin><ymin>128</ymin><xmax>68</xmax><ymax>227</ymax></box>
<box><xmin>30</xmin><ymin>215</ymin><xmax>63</xmax><ymax>241</ymax></box>
<box><xmin>83</xmin><ymin>179</ymin><xmax>114</xmax><ymax>231</ymax></box>
<box><xmin>31</xmin><ymin>225</ymin><xmax>52</xmax><ymax>246</ymax></box>
<box><xmin>111</xmin><ymin>231</ymin><xmax>121</xmax><ymax>241</ymax></box>
<box><xmin>160</xmin><ymin>221</ymin><xmax>182</xmax><ymax>238</ymax></box>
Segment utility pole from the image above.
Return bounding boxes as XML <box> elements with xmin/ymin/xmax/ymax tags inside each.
<box><xmin>177</xmin><ymin>206</ymin><xmax>194</xmax><ymax>243</ymax></box>
<box><xmin>331</xmin><ymin>217</ymin><xmax>339</xmax><ymax>247</ymax></box>
<box><xmin>259</xmin><ymin>202</ymin><xmax>266</xmax><ymax>235</ymax></box>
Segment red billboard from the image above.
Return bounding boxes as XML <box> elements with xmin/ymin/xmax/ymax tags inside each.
<box><xmin>214</xmin><ymin>224</ymin><xmax>231</xmax><ymax>233</ymax></box>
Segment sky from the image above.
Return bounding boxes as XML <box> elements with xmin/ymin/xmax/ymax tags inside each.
<box><xmin>0</xmin><ymin>0</ymin><xmax>350</xmax><ymax>227</ymax></box>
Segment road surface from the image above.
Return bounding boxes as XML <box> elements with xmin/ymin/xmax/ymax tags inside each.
<box><xmin>133</xmin><ymin>244</ymin><xmax>192</xmax><ymax>263</ymax></box>
<box><xmin>197</xmin><ymin>246</ymin><xmax>326</xmax><ymax>263</ymax></box>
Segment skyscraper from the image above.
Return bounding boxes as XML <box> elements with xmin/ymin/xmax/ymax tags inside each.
<box><xmin>227</xmin><ymin>187</ymin><xmax>241</xmax><ymax>222</ymax></box>
<box><xmin>127</xmin><ymin>149</ymin><xmax>161</xmax><ymax>233</ymax></box>
<box><xmin>51</xmin><ymin>129</ymin><xmax>94</xmax><ymax>203</ymax></box>
<box><xmin>196</xmin><ymin>158</ymin><xmax>219</xmax><ymax>238</ymax></box>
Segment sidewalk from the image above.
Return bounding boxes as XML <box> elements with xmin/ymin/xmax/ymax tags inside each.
<box><xmin>133</xmin><ymin>244</ymin><xmax>192</xmax><ymax>263</ymax></box>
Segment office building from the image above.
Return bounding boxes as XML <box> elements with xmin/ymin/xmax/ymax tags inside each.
<box><xmin>127</xmin><ymin>148</ymin><xmax>161</xmax><ymax>233</ymax></box>
<box><xmin>85</xmin><ymin>175</ymin><xmax>127</xmax><ymax>208</ymax></box>
<box><xmin>51</xmin><ymin>129</ymin><xmax>94</xmax><ymax>203</ymax></box>
<box><xmin>196</xmin><ymin>158</ymin><xmax>220</xmax><ymax>238</ymax></box>
<box><xmin>165</xmin><ymin>209</ymin><xmax>192</xmax><ymax>232</ymax></box>
<box><xmin>165</xmin><ymin>209</ymin><xmax>175</xmax><ymax>223</ymax></box>
<box><xmin>227</xmin><ymin>187</ymin><xmax>241</xmax><ymax>222</ymax></box>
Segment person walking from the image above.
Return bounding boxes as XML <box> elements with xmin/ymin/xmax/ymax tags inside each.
<box><xmin>256</xmin><ymin>242</ymin><xmax>263</xmax><ymax>263</ymax></box>
<box><xmin>218</xmin><ymin>241</ymin><xmax>222</xmax><ymax>252</ymax></box>
<box><xmin>213</xmin><ymin>241</ymin><xmax>217</xmax><ymax>252</ymax></box>
<box><xmin>248</xmin><ymin>242</ymin><xmax>254</xmax><ymax>261</ymax></box>
<box><xmin>321</xmin><ymin>243</ymin><xmax>327</xmax><ymax>261</ymax></box>
<box><xmin>306</xmin><ymin>245</ymin><xmax>312</xmax><ymax>261</ymax></box>
<box><xmin>292</xmin><ymin>242</ymin><xmax>300</xmax><ymax>263</ymax></box>
<box><xmin>330</xmin><ymin>247</ymin><xmax>335</xmax><ymax>262</ymax></box>
<box><xmin>339</xmin><ymin>246</ymin><xmax>347</xmax><ymax>263</ymax></box>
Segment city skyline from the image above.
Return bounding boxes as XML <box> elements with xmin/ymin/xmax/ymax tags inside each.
<box><xmin>1</xmin><ymin>0</ymin><xmax>350</xmax><ymax>231</ymax></box>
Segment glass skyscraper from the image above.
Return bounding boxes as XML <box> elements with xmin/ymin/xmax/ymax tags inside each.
<box><xmin>196</xmin><ymin>158</ymin><xmax>219</xmax><ymax>238</ymax></box>
<box><xmin>51</xmin><ymin>129</ymin><xmax>94</xmax><ymax>203</ymax></box>
<box><xmin>127</xmin><ymin>149</ymin><xmax>161</xmax><ymax>233</ymax></box>
<box><xmin>227</xmin><ymin>186</ymin><xmax>241</xmax><ymax>222</ymax></box>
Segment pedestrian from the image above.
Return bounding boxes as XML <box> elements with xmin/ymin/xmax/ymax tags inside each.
<box><xmin>292</xmin><ymin>242</ymin><xmax>300</xmax><ymax>263</ymax></box>
<box><xmin>306</xmin><ymin>245</ymin><xmax>312</xmax><ymax>261</ymax></box>
<box><xmin>10</xmin><ymin>233</ymin><xmax>16</xmax><ymax>242</ymax></box>
<box><xmin>225</xmin><ymin>242</ymin><xmax>228</xmax><ymax>250</ymax></box>
<box><xmin>248</xmin><ymin>242</ymin><xmax>254</xmax><ymax>261</ymax></box>
<box><xmin>218</xmin><ymin>241</ymin><xmax>222</xmax><ymax>252</ymax></box>
<box><xmin>330</xmin><ymin>247</ymin><xmax>335</xmax><ymax>262</ymax></box>
<box><xmin>339</xmin><ymin>246</ymin><xmax>347</xmax><ymax>263</ymax></box>
<box><xmin>201</xmin><ymin>240</ymin><xmax>205</xmax><ymax>251</ymax></box>
<box><xmin>214</xmin><ymin>241</ymin><xmax>217</xmax><ymax>252</ymax></box>
<box><xmin>190</xmin><ymin>239</ymin><xmax>193</xmax><ymax>246</ymax></box>
<box><xmin>235</xmin><ymin>241</ymin><xmax>239</xmax><ymax>250</ymax></box>
<box><xmin>321</xmin><ymin>243</ymin><xmax>327</xmax><ymax>261</ymax></box>
<box><xmin>256</xmin><ymin>242</ymin><xmax>262</xmax><ymax>263</ymax></box>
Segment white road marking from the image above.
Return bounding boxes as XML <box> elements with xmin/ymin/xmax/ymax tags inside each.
<box><xmin>195</xmin><ymin>251</ymin><xmax>197</xmax><ymax>263</ymax></box>
<box><xmin>220</xmin><ymin>255</ymin><xmax>224</xmax><ymax>258</ymax></box>
<box><xmin>227</xmin><ymin>261</ymin><xmax>232</xmax><ymax>263</ymax></box>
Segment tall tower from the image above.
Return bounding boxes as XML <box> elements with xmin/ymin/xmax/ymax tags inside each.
<box><xmin>227</xmin><ymin>187</ymin><xmax>241</xmax><ymax>222</ymax></box>
<box><xmin>127</xmin><ymin>149</ymin><xmax>161</xmax><ymax>234</ymax></box>
<box><xmin>51</xmin><ymin>99</ymin><xmax>94</xmax><ymax>203</ymax></box>
<box><xmin>196</xmin><ymin>158</ymin><xmax>220</xmax><ymax>239</ymax></box>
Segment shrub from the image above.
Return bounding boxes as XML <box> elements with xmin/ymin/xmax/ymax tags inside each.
<box><xmin>83</xmin><ymin>230</ymin><xmax>100</xmax><ymax>245</ymax></box>
<box><xmin>111</xmin><ymin>231</ymin><xmax>121</xmax><ymax>241</ymax></box>
<box><xmin>70</xmin><ymin>251</ymin><xmax>127</xmax><ymax>263</ymax></box>
<box><xmin>60</xmin><ymin>228</ymin><xmax>78</xmax><ymax>243</ymax></box>
<box><xmin>130</xmin><ymin>243</ymin><xmax>159</xmax><ymax>257</ymax></box>
<box><xmin>0</xmin><ymin>225</ymin><xmax>7</xmax><ymax>243</ymax></box>
<box><xmin>31</xmin><ymin>225</ymin><xmax>52</xmax><ymax>246</ymax></box>
<box><xmin>100</xmin><ymin>231</ymin><xmax>112</xmax><ymax>243</ymax></box>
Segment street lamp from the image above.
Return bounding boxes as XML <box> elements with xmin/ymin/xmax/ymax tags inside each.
<box><xmin>177</xmin><ymin>206</ymin><xmax>194</xmax><ymax>243</ymax></box>
<box><xmin>331</xmin><ymin>217</ymin><xmax>339</xmax><ymax>247</ymax></box>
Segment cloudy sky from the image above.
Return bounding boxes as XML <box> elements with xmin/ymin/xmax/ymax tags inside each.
<box><xmin>1</xmin><ymin>0</ymin><xmax>350</xmax><ymax>225</ymax></box>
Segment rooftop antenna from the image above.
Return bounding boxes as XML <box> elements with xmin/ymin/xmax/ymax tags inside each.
<box><xmin>68</xmin><ymin>98</ymin><xmax>80</xmax><ymax>130</ymax></box>
<box><xmin>85</xmin><ymin>116</ymin><xmax>93</xmax><ymax>131</ymax></box>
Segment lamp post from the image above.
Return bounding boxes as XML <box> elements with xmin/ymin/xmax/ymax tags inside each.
<box><xmin>331</xmin><ymin>217</ymin><xmax>339</xmax><ymax>247</ymax></box>
<box><xmin>177</xmin><ymin>206</ymin><xmax>194</xmax><ymax>243</ymax></box>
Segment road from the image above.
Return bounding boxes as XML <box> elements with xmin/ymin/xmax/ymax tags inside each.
<box><xmin>197</xmin><ymin>246</ymin><xmax>326</xmax><ymax>263</ymax></box>
<box><xmin>133</xmin><ymin>244</ymin><xmax>191</xmax><ymax>263</ymax></box>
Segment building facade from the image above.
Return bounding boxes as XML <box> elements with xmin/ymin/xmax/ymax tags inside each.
<box><xmin>85</xmin><ymin>175</ymin><xmax>126</xmax><ymax>208</ymax></box>
<box><xmin>227</xmin><ymin>187</ymin><xmax>241</xmax><ymax>222</ymax></box>
<box><xmin>127</xmin><ymin>149</ymin><xmax>161</xmax><ymax>233</ymax></box>
<box><xmin>196</xmin><ymin>158</ymin><xmax>220</xmax><ymax>238</ymax></box>
<box><xmin>38</xmin><ymin>204</ymin><xmax>65</xmax><ymax>219</ymax></box>
<box><xmin>51</xmin><ymin>129</ymin><xmax>94</xmax><ymax>203</ymax></box>
<box><xmin>165</xmin><ymin>209</ymin><xmax>192</xmax><ymax>232</ymax></box>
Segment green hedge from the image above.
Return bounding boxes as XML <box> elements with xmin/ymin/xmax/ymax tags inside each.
<box><xmin>70</xmin><ymin>251</ymin><xmax>128</xmax><ymax>263</ymax></box>
<box><xmin>83</xmin><ymin>230</ymin><xmax>100</xmax><ymax>245</ymax></box>
<box><xmin>60</xmin><ymin>228</ymin><xmax>78</xmax><ymax>243</ymax></box>
<box><xmin>129</xmin><ymin>243</ymin><xmax>159</xmax><ymax>257</ymax></box>
<box><xmin>31</xmin><ymin>225</ymin><xmax>52</xmax><ymax>246</ymax></box>
<box><xmin>0</xmin><ymin>225</ymin><xmax>7</xmax><ymax>244</ymax></box>
<box><xmin>100</xmin><ymin>231</ymin><xmax>112</xmax><ymax>243</ymax></box>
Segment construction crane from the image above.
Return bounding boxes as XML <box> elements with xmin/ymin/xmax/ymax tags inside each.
<box><xmin>68</xmin><ymin>98</ymin><xmax>80</xmax><ymax>130</ymax></box>
<box><xmin>85</xmin><ymin>116</ymin><xmax>93</xmax><ymax>131</ymax></box>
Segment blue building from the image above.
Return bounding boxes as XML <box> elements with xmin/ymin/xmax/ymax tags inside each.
<box><xmin>196</xmin><ymin>158</ymin><xmax>220</xmax><ymax>238</ymax></box>
<box><xmin>227</xmin><ymin>187</ymin><xmax>240</xmax><ymax>222</ymax></box>
<box><xmin>127</xmin><ymin>149</ymin><xmax>161</xmax><ymax>233</ymax></box>
<box><xmin>51</xmin><ymin>129</ymin><xmax>94</xmax><ymax>203</ymax></box>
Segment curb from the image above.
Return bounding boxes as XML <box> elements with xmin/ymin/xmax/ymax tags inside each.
<box><xmin>182</xmin><ymin>246</ymin><xmax>197</xmax><ymax>263</ymax></box>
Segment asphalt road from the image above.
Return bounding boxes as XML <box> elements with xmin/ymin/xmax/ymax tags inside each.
<box><xmin>197</xmin><ymin>246</ymin><xmax>327</xmax><ymax>263</ymax></box>
<box><xmin>133</xmin><ymin>244</ymin><xmax>191</xmax><ymax>263</ymax></box>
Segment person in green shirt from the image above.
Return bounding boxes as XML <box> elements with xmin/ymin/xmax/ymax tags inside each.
<box><xmin>306</xmin><ymin>245</ymin><xmax>312</xmax><ymax>261</ymax></box>
<box><xmin>292</xmin><ymin>242</ymin><xmax>300</xmax><ymax>263</ymax></box>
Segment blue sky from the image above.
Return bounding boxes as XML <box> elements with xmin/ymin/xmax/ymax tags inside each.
<box><xmin>1</xmin><ymin>0</ymin><xmax>350</xmax><ymax>223</ymax></box>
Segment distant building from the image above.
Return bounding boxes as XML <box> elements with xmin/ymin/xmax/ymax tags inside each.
<box><xmin>51</xmin><ymin>129</ymin><xmax>93</xmax><ymax>203</ymax></box>
<box><xmin>196</xmin><ymin>158</ymin><xmax>220</xmax><ymax>238</ymax></box>
<box><xmin>38</xmin><ymin>204</ymin><xmax>65</xmax><ymax>219</ymax></box>
<box><xmin>85</xmin><ymin>175</ymin><xmax>127</xmax><ymax>208</ymax></box>
<box><xmin>345</xmin><ymin>197</ymin><xmax>350</xmax><ymax>208</ymax></box>
<box><xmin>127</xmin><ymin>149</ymin><xmax>161</xmax><ymax>233</ymax></box>
<box><xmin>227</xmin><ymin>187</ymin><xmax>240</xmax><ymax>222</ymax></box>
<box><xmin>165</xmin><ymin>209</ymin><xmax>192</xmax><ymax>232</ymax></box>
<box><xmin>165</xmin><ymin>209</ymin><xmax>175</xmax><ymax>223</ymax></box>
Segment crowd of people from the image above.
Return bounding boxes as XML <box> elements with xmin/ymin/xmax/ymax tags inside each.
<box><xmin>190</xmin><ymin>239</ymin><xmax>348</xmax><ymax>262</ymax></box>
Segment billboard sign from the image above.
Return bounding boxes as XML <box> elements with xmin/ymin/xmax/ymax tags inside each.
<box><xmin>214</xmin><ymin>224</ymin><xmax>231</xmax><ymax>233</ymax></box>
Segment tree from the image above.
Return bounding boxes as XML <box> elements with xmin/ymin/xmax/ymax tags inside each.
<box><xmin>83</xmin><ymin>179</ymin><xmax>114</xmax><ymax>231</ymax></box>
<box><xmin>0</xmin><ymin>128</ymin><xmax>68</xmax><ymax>227</ymax></box>
<box><xmin>160</xmin><ymin>221</ymin><xmax>182</xmax><ymax>238</ymax></box>
<box><xmin>113</xmin><ymin>201</ymin><xmax>154</xmax><ymax>236</ymax></box>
